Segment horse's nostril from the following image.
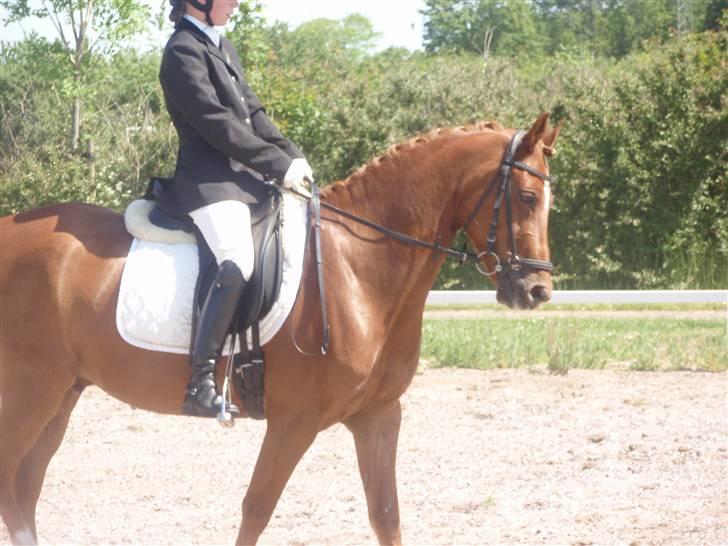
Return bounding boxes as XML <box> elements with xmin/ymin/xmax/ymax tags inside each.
<box><xmin>530</xmin><ymin>284</ymin><xmax>550</xmax><ymax>303</ymax></box>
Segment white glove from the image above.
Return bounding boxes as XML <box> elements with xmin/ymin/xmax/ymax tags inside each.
<box><xmin>282</xmin><ymin>158</ymin><xmax>313</xmax><ymax>189</ymax></box>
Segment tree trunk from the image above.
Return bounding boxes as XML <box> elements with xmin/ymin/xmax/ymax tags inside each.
<box><xmin>70</xmin><ymin>96</ymin><xmax>81</xmax><ymax>151</ymax></box>
<box><xmin>86</xmin><ymin>138</ymin><xmax>95</xmax><ymax>179</ymax></box>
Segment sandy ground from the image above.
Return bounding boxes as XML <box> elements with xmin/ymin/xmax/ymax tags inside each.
<box><xmin>2</xmin><ymin>367</ymin><xmax>726</xmax><ymax>546</ymax></box>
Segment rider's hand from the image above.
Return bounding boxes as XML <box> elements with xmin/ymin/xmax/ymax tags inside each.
<box><xmin>283</xmin><ymin>158</ymin><xmax>313</xmax><ymax>190</ymax></box>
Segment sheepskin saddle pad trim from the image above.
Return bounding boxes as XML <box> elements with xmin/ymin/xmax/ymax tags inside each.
<box><xmin>124</xmin><ymin>199</ymin><xmax>196</xmax><ymax>244</ymax></box>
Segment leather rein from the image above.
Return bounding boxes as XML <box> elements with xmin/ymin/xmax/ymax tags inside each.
<box><xmin>297</xmin><ymin>130</ymin><xmax>554</xmax><ymax>356</ymax></box>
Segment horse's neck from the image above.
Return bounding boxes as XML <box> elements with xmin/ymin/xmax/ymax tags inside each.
<box><xmin>322</xmin><ymin>140</ymin><xmax>460</xmax><ymax>316</ymax></box>
<box><xmin>331</xmin><ymin>138</ymin><xmax>465</xmax><ymax>236</ymax></box>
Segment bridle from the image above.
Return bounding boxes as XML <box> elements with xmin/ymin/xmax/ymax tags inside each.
<box><xmin>460</xmin><ymin>130</ymin><xmax>554</xmax><ymax>277</ymax></box>
<box><xmin>293</xmin><ymin>129</ymin><xmax>555</xmax><ymax>356</ymax></box>
<box><xmin>315</xmin><ymin>129</ymin><xmax>554</xmax><ymax>276</ymax></box>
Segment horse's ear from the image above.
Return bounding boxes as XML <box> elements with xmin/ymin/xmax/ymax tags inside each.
<box><xmin>520</xmin><ymin>112</ymin><xmax>550</xmax><ymax>154</ymax></box>
<box><xmin>542</xmin><ymin>122</ymin><xmax>562</xmax><ymax>157</ymax></box>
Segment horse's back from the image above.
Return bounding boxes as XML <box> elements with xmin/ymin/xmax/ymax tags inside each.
<box><xmin>1</xmin><ymin>202</ymin><xmax>128</xmax><ymax>257</ymax></box>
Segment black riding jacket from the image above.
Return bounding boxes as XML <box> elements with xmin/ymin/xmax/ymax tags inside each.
<box><xmin>158</xmin><ymin>17</ymin><xmax>304</xmax><ymax>213</ymax></box>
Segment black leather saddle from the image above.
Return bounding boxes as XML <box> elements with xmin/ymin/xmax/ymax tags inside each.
<box><xmin>144</xmin><ymin>177</ymin><xmax>284</xmax><ymax>334</ymax></box>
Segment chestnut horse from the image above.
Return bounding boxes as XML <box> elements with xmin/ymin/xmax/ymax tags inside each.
<box><xmin>0</xmin><ymin>113</ymin><xmax>559</xmax><ymax>545</ymax></box>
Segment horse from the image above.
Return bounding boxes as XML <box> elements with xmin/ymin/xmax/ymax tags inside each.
<box><xmin>0</xmin><ymin>113</ymin><xmax>560</xmax><ymax>545</ymax></box>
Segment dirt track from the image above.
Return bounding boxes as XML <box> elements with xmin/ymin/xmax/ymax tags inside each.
<box><xmin>2</xmin><ymin>368</ymin><xmax>726</xmax><ymax>545</ymax></box>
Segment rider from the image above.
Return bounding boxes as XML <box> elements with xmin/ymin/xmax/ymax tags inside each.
<box><xmin>160</xmin><ymin>0</ymin><xmax>312</xmax><ymax>418</ymax></box>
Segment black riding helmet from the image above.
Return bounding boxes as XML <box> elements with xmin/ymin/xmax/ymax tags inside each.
<box><xmin>169</xmin><ymin>0</ymin><xmax>214</xmax><ymax>27</ymax></box>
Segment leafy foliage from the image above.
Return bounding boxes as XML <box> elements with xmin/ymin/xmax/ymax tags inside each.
<box><xmin>0</xmin><ymin>41</ymin><xmax>173</xmax><ymax>212</ymax></box>
<box><xmin>422</xmin><ymin>0</ymin><xmax>723</xmax><ymax>58</ymax></box>
<box><xmin>548</xmin><ymin>28</ymin><xmax>727</xmax><ymax>288</ymax></box>
<box><xmin>423</xmin><ymin>0</ymin><xmax>542</xmax><ymax>57</ymax></box>
<box><xmin>1</xmin><ymin>7</ymin><xmax>725</xmax><ymax>289</ymax></box>
<box><xmin>1</xmin><ymin>0</ymin><xmax>150</xmax><ymax>46</ymax></box>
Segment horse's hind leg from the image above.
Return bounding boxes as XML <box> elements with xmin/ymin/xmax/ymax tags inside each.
<box><xmin>0</xmin><ymin>356</ymin><xmax>77</xmax><ymax>545</ymax></box>
<box><xmin>346</xmin><ymin>400</ymin><xmax>403</xmax><ymax>546</ymax></box>
<box><xmin>14</xmin><ymin>385</ymin><xmax>84</xmax><ymax>541</ymax></box>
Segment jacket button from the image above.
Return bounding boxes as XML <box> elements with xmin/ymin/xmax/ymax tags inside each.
<box><xmin>244</xmin><ymin>118</ymin><xmax>251</xmax><ymax>125</ymax></box>
<box><xmin>240</xmin><ymin>96</ymin><xmax>245</xmax><ymax>102</ymax></box>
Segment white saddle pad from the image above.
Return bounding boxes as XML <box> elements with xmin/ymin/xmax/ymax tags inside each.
<box><xmin>116</xmin><ymin>193</ymin><xmax>308</xmax><ymax>354</ymax></box>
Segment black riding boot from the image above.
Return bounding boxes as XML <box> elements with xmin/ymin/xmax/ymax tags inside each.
<box><xmin>182</xmin><ymin>260</ymin><xmax>245</xmax><ymax>418</ymax></box>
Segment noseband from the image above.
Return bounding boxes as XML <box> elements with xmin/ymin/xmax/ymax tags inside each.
<box><xmin>461</xmin><ymin>130</ymin><xmax>554</xmax><ymax>276</ymax></box>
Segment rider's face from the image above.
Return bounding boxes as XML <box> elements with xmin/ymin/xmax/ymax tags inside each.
<box><xmin>208</xmin><ymin>0</ymin><xmax>239</xmax><ymax>26</ymax></box>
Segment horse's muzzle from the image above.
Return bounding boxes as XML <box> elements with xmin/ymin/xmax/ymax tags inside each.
<box><xmin>497</xmin><ymin>270</ymin><xmax>551</xmax><ymax>310</ymax></box>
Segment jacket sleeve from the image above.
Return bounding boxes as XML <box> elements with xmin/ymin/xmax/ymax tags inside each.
<box><xmin>245</xmin><ymin>87</ymin><xmax>305</xmax><ymax>160</ymax></box>
<box><xmin>161</xmin><ymin>42</ymin><xmax>293</xmax><ymax>183</ymax></box>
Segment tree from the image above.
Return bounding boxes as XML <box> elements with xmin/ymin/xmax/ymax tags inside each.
<box><xmin>422</xmin><ymin>0</ymin><xmax>542</xmax><ymax>58</ymax></box>
<box><xmin>701</xmin><ymin>0</ymin><xmax>727</xmax><ymax>30</ymax></box>
<box><xmin>264</xmin><ymin>14</ymin><xmax>379</xmax><ymax>71</ymax></box>
<box><xmin>1</xmin><ymin>0</ymin><xmax>150</xmax><ymax>151</ymax></box>
<box><xmin>229</xmin><ymin>0</ymin><xmax>268</xmax><ymax>81</ymax></box>
<box><xmin>424</xmin><ymin>0</ymin><xmax>723</xmax><ymax>59</ymax></box>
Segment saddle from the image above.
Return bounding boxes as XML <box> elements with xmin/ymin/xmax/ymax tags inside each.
<box><xmin>145</xmin><ymin>177</ymin><xmax>281</xmax><ymax>419</ymax></box>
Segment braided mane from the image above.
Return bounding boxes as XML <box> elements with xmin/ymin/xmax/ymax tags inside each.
<box><xmin>322</xmin><ymin>121</ymin><xmax>505</xmax><ymax>198</ymax></box>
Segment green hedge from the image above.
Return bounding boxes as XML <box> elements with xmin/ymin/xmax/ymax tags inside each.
<box><xmin>1</xmin><ymin>25</ymin><xmax>725</xmax><ymax>289</ymax></box>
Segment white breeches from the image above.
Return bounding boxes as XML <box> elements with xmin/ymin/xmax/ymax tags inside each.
<box><xmin>188</xmin><ymin>200</ymin><xmax>254</xmax><ymax>281</ymax></box>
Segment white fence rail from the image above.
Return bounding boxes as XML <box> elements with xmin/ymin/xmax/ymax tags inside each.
<box><xmin>426</xmin><ymin>290</ymin><xmax>728</xmax><ymax>305</ymax></box>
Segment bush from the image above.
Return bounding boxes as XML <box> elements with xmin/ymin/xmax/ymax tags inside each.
<box><xmin>1</xmin><ymin>22</ymin><xmax>724</xmax><ymax>288</ymax></box>
<box><xmin>547</xmin><ymin>28</ymin><xmax>727</xmax><ymax>288</ymax></box>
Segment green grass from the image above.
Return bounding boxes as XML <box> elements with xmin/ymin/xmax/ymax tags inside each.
<box><xmin>421</xmin><ymin>318</ymin><xmax>727</xmax><ymax>372</ymax></box>
<box><xmin>425</xmin><ymin>303</ymin><xmax>726</xmax><ymax>312</ymax></box>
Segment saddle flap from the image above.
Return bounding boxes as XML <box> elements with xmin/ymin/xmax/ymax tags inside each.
<box><xmin>236</xmin><ymin>194</ymin><xmax>283</xmax><ymax>330</ymax></box>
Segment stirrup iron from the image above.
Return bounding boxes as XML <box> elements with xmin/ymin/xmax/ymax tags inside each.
<box><xmin>217</xmin><ymin>375</ymin><xmax>235</xmax><ymax>428</ymax></box>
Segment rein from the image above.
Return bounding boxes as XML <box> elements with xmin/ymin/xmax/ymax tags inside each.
<box><xmin>319</xmin><ymin>200</ymin><xmax>477</xmax><ymax>263</ymax></box>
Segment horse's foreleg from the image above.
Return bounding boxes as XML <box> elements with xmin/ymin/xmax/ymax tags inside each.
<box><xmin>346</xmin><ymin>400</ymin><xmax>403</xmax><ymax>546</ymax></box>
<box><xmin>235</xmin><ymin>418</ymin><xmax>319</xmax><ymax>546</ymax></box>
<box><xmin>15</xmin><ymin>386</ymin><xmax>83</xmax><ymax>540</ymax></box>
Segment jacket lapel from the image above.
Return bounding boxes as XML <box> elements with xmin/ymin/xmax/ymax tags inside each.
<box><xmin>206</xmin><ymin>40</ymin><xmax>233</xmax><ymax>71</ymax></box>
<box><xmin>176</xmin><ymin>18</ymin><xmax>238</xmax><ymax>74</ymax></box>
<box><xmin>219</xmin><ymin>40</ymin><xmax>245</xmax><ymax>81</ymax></box>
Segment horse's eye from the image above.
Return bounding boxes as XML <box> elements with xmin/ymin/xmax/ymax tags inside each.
<box><xmin>519</xmin><ymin>190</ymin><xmax>536</xmax><ymax>204</ymax></box>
